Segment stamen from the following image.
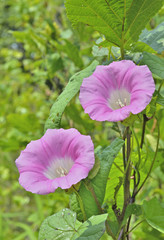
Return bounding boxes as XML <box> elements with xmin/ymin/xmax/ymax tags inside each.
<box><xmin>108</xmin><ymin>88</ymin><xmax>131</xmax><ymax>110</ymax></box>
<box><xmin>116</xmin><ymin>98</ymin><xmax>125</xmax><ymax>108</ymax></box>
<box><xmin>44</xmin><ymin>157</ymin><xmax>74</xmax><ymax>179</ymax></box>
<box><xmin>56</xmin><ymin>166</ymin><xmax>68</xmax><ymax>177</ymax></box>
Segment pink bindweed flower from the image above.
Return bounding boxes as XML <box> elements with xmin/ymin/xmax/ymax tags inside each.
<box><xmin>79</xmin><ymin>60</ymin><xmax>155</xmax><ymax>122</ymax></box>
<box><xmin>16</xmin><ymin>129</ymin><xmax>95</xmax><ymax>194</ymax></box>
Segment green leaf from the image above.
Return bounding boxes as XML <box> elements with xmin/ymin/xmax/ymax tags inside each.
<box><xmin>88</xmin><ymin>155</ymin><xmax>100</xmax><ymax>180</ymax></box>
<box><xmin>65</xmin><ymin>0</ymin><xmax>132</xmax><ymax>47</ymax></box>
<box><xmin>141</xmin><ymin>52</ymin><xmax>164</xmax><ymax>79</ymax></box>
<box><xmin>122</xmin><ymin>204</ymin><xmax>142</xmax><ymax>226</ymax></box>
<box><xmin>65</xmin><ymin>0</ymin><xmax>163</xmax><ymax>48</ymax></box>
<box><xmin>38</xmin><ymin>208</ymin><xmax>108</xmax><ymax>240</ymax></box>
<box><xmin>55</xmin><ymin>40</ymin><xmax>83</xmax><ymax>68</ymax></box>
<box><xmin>157</xmin><ymin>93</ymin><xmax>164</xmax><ymax>106</ymax></box>
<box><xmin>124</xmin><ymin>0</ymin><xmax>164</xmax><ymax>47</ymax></box>
<box><xmin>70</xmin><ymin>138</ymin><xmax>124</xmax><ymax>220</ymax></box>
<box><xmin>129</xmin><ymin>41</ymin><xmax>157</xmax><ymax>54</ymax></box>
<box><xmin>143</xmin><ymin>198</ymin><xmax>164</xmax><ymax>233</ymax></box>
<box><xmin>104</xmin><ymin>152</ymin><xmax>124</xmax><ymax>213</ymax></box>
<box><xmin>140</xmin><ymin>22</ymin><xmax>164</xmax><ymax>54</ymax></box>
<box><xmin>92</xmin><ymin>45</ymin><xmax>109</xmax><ymax>57</ymax></box>
<box><xmin>44</xmin><ymin>60</ymin><xmax>99</xmax><ymax>131</ymax></box>
<box><xmin>7</xmin><ymin>113</ymin><xmax>40</xmax><ymax>133</ymax></box>
<box><xmin>46</xmin><ymin>53</ymin><xmax>64</xmax><ymax>76</ymax></box>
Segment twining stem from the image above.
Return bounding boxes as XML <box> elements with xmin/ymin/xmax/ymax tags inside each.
<box><xmin>73</xmin><ymin>186</ymin><xmax>87</xmax><ymax>221</ymax></box>
<box><xmin>122</xmin><ymin>127</ymin><xmax>128</xmax><ymax>169</ymax></box>
<box><xmin>116</xmin><ymin>127</ymin><xmax>132</xmax><ymax>240</ymax></box>
<box><xmin>120</xmin><ymin>127</ymin><xmax>131</xmax><ymax>222</ymax></box>
<box><xmin>131</xmin><ymin>127</ymin><xmax>141</xmax><ymax>195</ymax></box>
<box><xmin>136</xmin><ymin>118</ymin><xmax>160</xmax><ymax>195</ymax></box>
<box><xmin>140</xmin><ymin>114</ymin><xmax>148</xmax><ymax>149</ymax></box>
<box><xmin>117</xmin><ymin>227</ymin><xmax>124</xmax><ymax>240</ymax></box>
<box><xmin>126</xmin><ymin>220</ymin><xmax>145</xmax><ymax>235</ymax></box>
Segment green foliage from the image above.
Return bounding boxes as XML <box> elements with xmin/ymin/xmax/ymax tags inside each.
<box><xmin>39</xmin><ymin>208</ymin><xmax>107</xmax><ymax>240</ymax></box>
<box><xmin>65</xmin><ymin>0</ymin><xmax>130</xmax><ymax>46</ymax></box>
<box><xmin>140</xmin><ymin>22</ymin><xmax>164</xmax><ymax>53</ymax></box>
<box><xmin>121</xmin><ymin>204</ymin><xmax>142</xmax><ymax>226</ymax></box>
<box><xmin>1</xmin><ymin>0</ymin><xmax>164</xmax><ymax>239</ymax></box>
<box><xmin>157</xmin><ymin>93</ymin><xmax>164</xmax><ymax>106</ymax></box>
<box><xmin>124</xmin><ymin>0</ymin><xmax>164</xmax><ymax>47</ymax></box>
<box><xmin>143</xmin><ymin>198</ymin><xmax>164</xmax><ymax>233</ymax></box>
<box><xmin>44</xmin><ymin>60</ymin><xmax>99</xmax><ymax>131</ymax></box>
<box><xmin>70</xmin><ymin>138</ymin><xmax>124</xmax><ymax>220</ymax></box>
<box><xmin>129</xmin><ymin>41</ymin><xmax>157</xmax><ymax>53</ymax></box>
<box><xmin>65</xmin><ymin>0</ymin><xmax>163</xmax><ymax>49</ymax></box>
<box><xmin>141</xmin><ymin>52</ymin><xmax>164</xmax><ymax>79</ymax></box>
<box><xmin>104</xmin><ymin>153</ymin><xmax>124</xmax><ymax>213</ymax></box>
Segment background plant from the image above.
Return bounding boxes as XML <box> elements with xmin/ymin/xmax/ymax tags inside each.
<box><xmin>0</xmin><ymin>0</ymin><xmax>164</xmax><ymax>239</ymax></box>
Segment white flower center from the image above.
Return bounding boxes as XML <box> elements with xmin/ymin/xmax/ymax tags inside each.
<box><xmin>108</xmin><ymin>88</ymin><xmax>131</xmax><ymax>110</ymax></box>
<box><xmin>44</xmin><ymin>157</ymin><xmax>74</xmax><ymax>179</ymax></box>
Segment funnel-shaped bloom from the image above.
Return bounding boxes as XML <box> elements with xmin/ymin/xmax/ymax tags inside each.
<box><xmin>79</xmin><ymin>60</ymin><xmax>155</xmax><ymax>122</ymax></box>
<box><xmin>16</xmin><ymin>129</ymin><xmax>95</xmax><ymax>194</ymax></box>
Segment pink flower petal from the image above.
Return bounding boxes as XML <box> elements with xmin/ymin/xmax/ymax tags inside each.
<box><xmin>79</xmin><ymin>60</ymin><xmax>155</xmax><ymax>122</ymax></box>
<box><xmin>16</xmin><ymin>129</ymin><xmax>95</xmax><ymax>194</ymax></box>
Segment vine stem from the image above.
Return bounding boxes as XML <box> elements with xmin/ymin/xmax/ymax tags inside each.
<box><xmin>116</xmin><ymin>127</ymin><xmax>131</xmax><ymax>240</ymax></box>
<box><xmin>73</xmin><ymin>186</ymin><xmax>87</xmax><ymax>221</ymax></box>
<box><xmin>120</xmin><ymin>127</ymin><xmax>131</xmax><ymax>221</ymax></box>
<box><xmin>126</xmin><ymin>220</ymin><xmax>145</xmax><ymax>235</ymax></box>
<box><xmin>136</xmin><ymin>118</ymin><xmax>160</xmax><ymax>195</ymax></box>
<box><xmin>140</xmin><ymin>114</ymin><xmax>148</xmax><ymax>149</ymax></box>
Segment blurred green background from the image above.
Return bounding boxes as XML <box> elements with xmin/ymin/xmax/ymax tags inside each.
<box><xmin>0</xmin><ymin>0</ymin><xmax>164</xmax><ymax>239</ymax></box>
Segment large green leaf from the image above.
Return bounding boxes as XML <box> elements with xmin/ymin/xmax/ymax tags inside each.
<box><xmin>70</xmin><ymin>138</ymin><xmax>124</xmax><ymax>220</ymax></box>
<box><xmin>65</xmin><ymin>0</ymin><xmax>163</xmax><ymax>48</ymax></box>
<box><xmin>124</xmin><ymin>0</ymin><xmax>163</xmax><ymax>47</ymax></box>
<box><xmin>44</xmin><ymin>60</ymin><xmax>99</xmax><ymax>131</ymax></box>
<box><xmin>141</xmin><ymin>52</ymin><xmax>164</xmax><ymax>79</ymax></box>
<box><xmin>143</xmin><ymin>198</ymin><xmax>164</xmax><ymax>233</ymax></box>
<box><xmin>65</xmin><ymin>0</ymin><xmax>132</xmax><ymax>47</ymax></box>
<box><xmin>38</xmin><ymin>208</ymin><xmax>108</xmax><ymax>240</ymax></box>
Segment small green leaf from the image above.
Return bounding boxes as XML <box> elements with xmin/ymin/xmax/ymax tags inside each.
<box><xmin>141</xmin><ymin>53</ymin><xmax>164</xmax><ymax>79</ymax></box>
<box><xmin>140</xmin><ymin>22</ymin><xmax>164</xmax><ymax>54</ymax></box>
<box><xmin>38</xmin><ymin>209</ymin><xmax>108</xmax><ymax>240</ymax></box>
<box><xmin>129</xmin><ymin>41</ymin><xmax>157</xmax><ymax>54</ymax></box>
<box><xmin>121</xmin><ymin>113</ymin><xmax>138</xmax><ymax>126</ymax></box>
<box><xmin>46</xmin><ymin>53</ymin><xmax>64</xmax><ymax>76</ymax></box>
<box><xmin>55</xmin><ymin>40</ymin><xmax>83</xmax><ymax>68</ymax></box>
<box><xmin>92</xmin><ymin>45</ymin><xmax>109</xmax><ymax>57</ymax></box>
<box><xmin>143</xmin><ymin>198</ymin><xmax>164</xmax><ymax>233</ymax></box>
<box><xmin>157</xmin><ymin>93</ymin><xmax>164</xmax><ymax>106</ymax></box>
<box><xmin>44</xmin><ymin>60</ymin><xmax>99</xmax><ymax>131</ymax></box>
<box><xmin>122</xmin><ymin>204</ymin><xmax>142</xmax><ymax>226</ymax></box>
